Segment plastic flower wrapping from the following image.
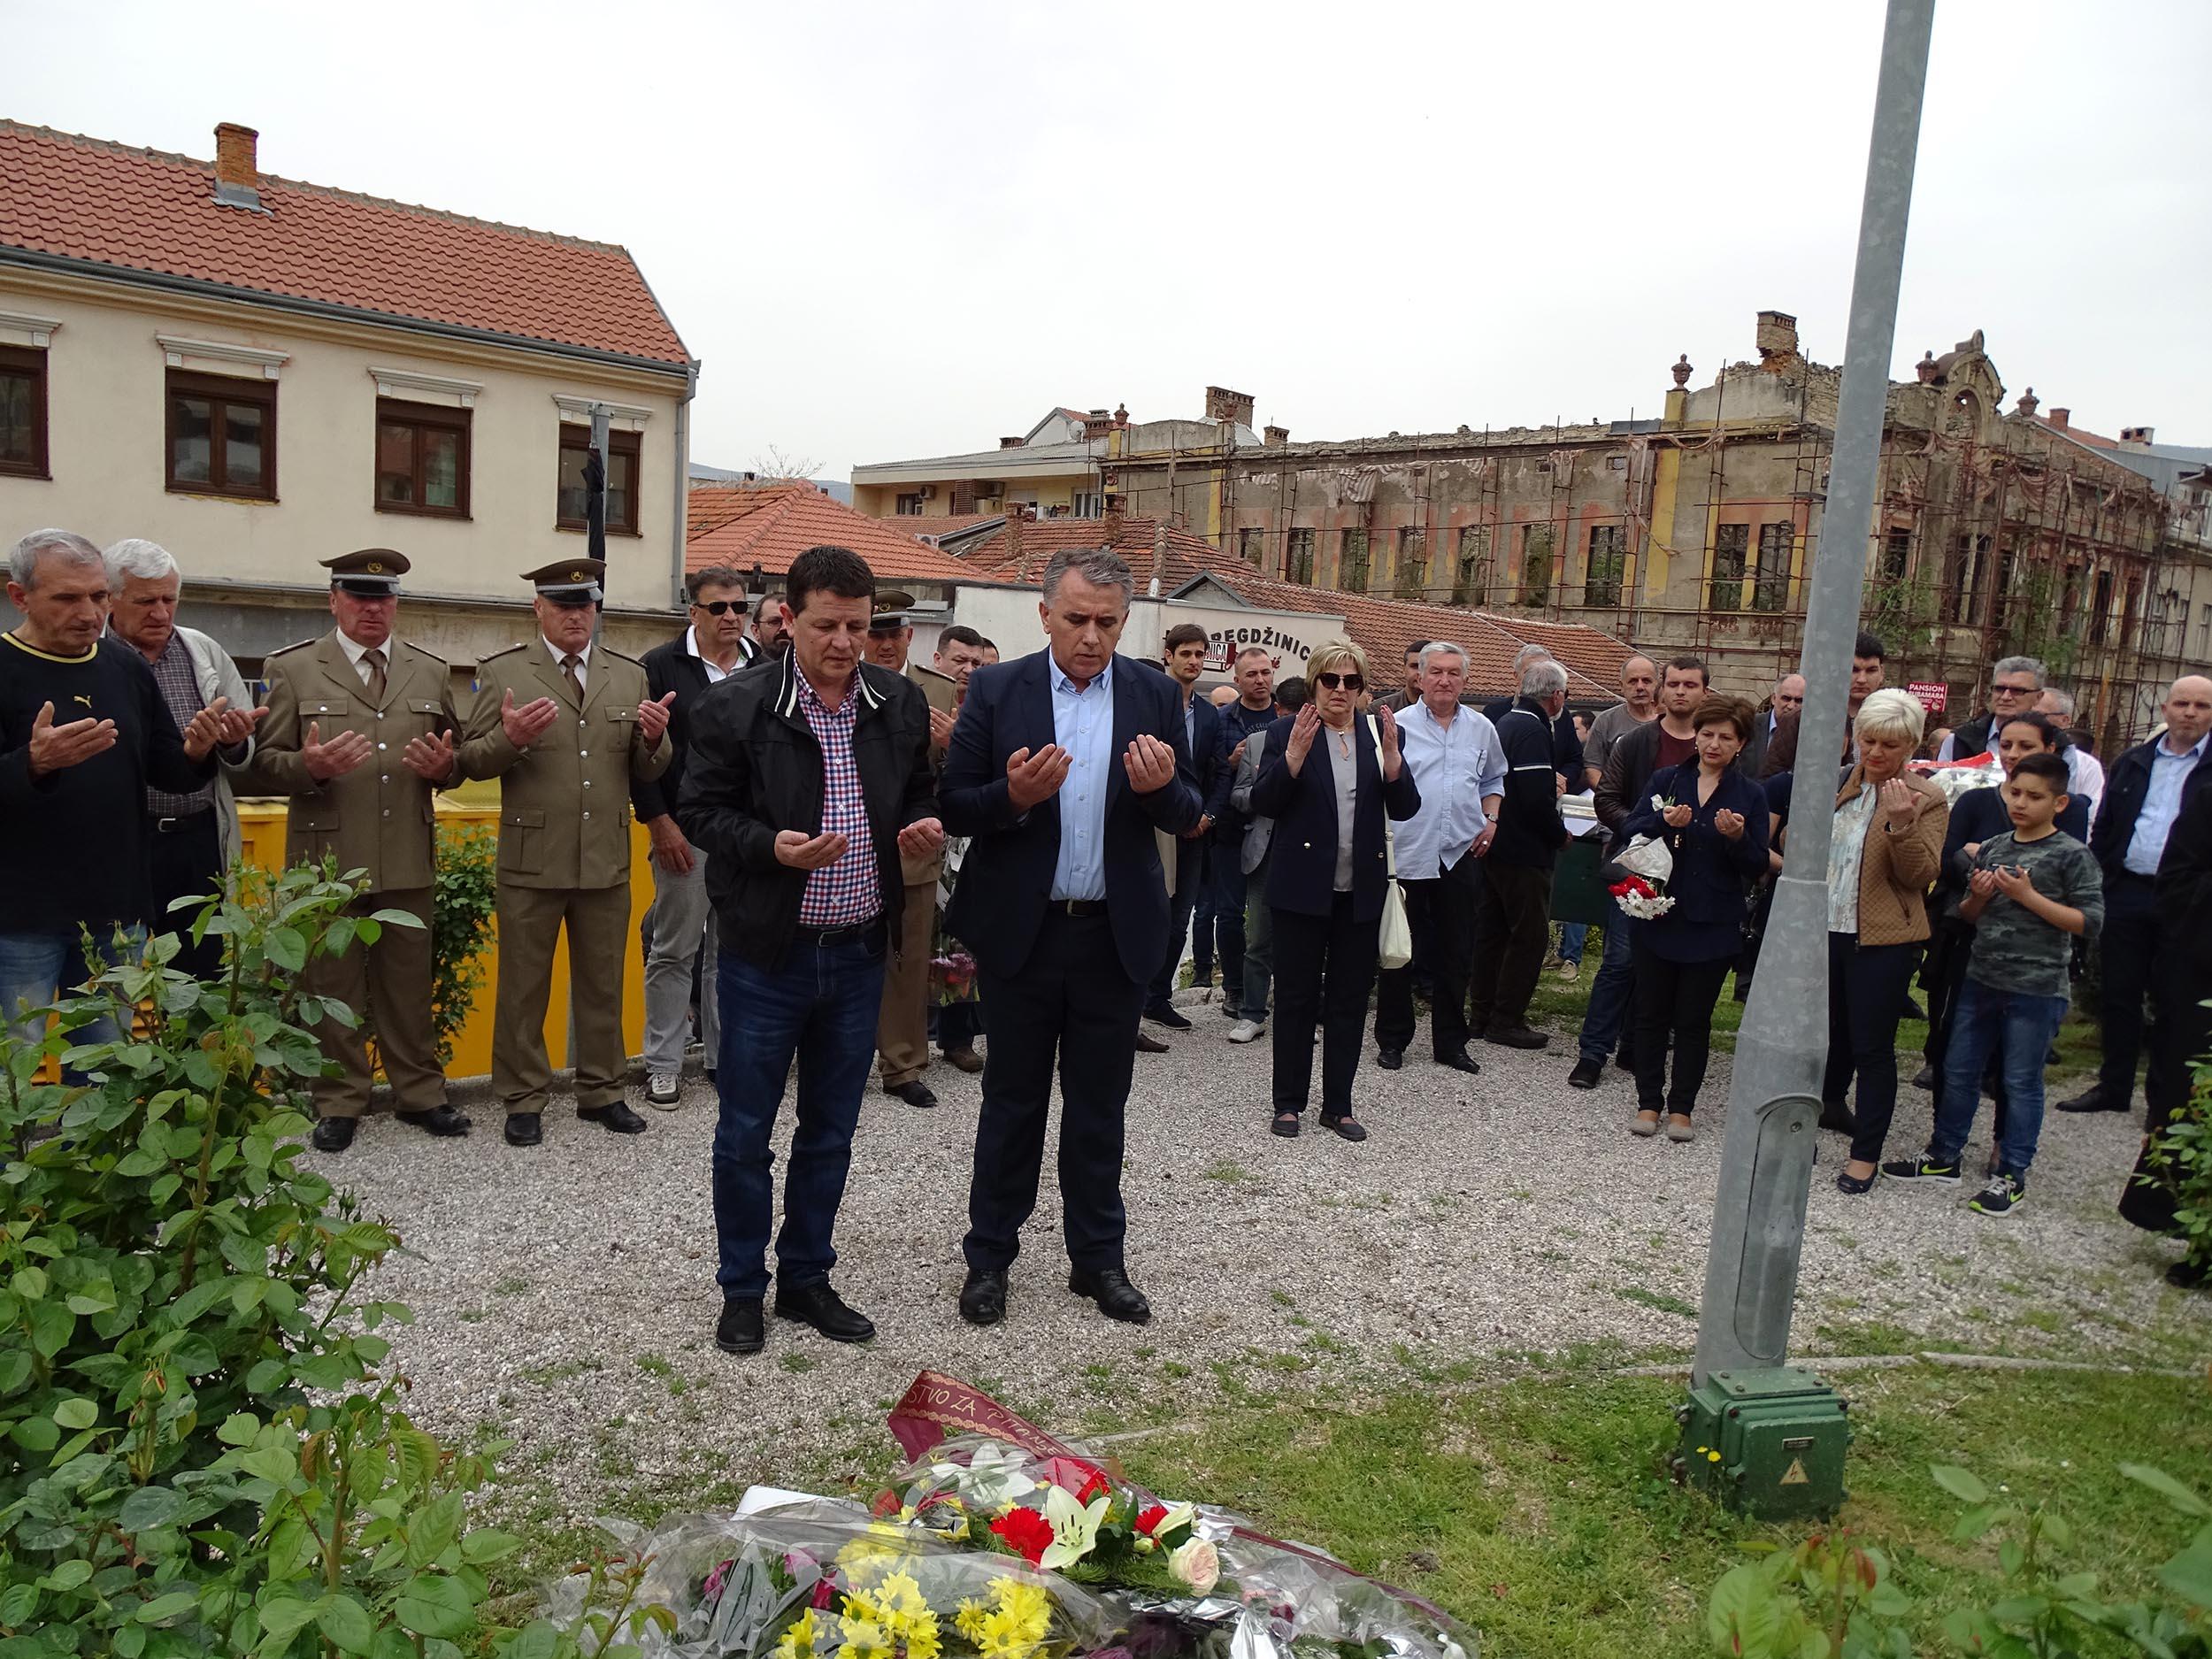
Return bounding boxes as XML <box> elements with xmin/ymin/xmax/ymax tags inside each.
<box><xmin>1909</xmin><ymin>752</ymin><xmax>2004</xmax><ymax>805</ymax></box>
<box><xmin>1608</xmin><ymin>823</ymin><xmax>1676</xmax><ymax>920</ymax></box>
<box><xmin>538</xmin><ymin>1371</ymin><xmax>1477</xmax><ymax>1659</ymax></box>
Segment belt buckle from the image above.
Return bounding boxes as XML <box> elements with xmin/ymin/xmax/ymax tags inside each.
<box><xmin>157</xmin><ymin>816</ymin><xmax>179</xmax><ymax>833</ymax></box>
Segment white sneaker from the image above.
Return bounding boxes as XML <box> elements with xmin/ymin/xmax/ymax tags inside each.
<box><xmin>644</xmin><ymin>1073</ymin><xmax>680</xmax><ymax>1110</ymax></box>
<box><xmin>1227</xmin><ymin>1018</ymin><xmax>1263</xmax><ymax>1044</ymax></box>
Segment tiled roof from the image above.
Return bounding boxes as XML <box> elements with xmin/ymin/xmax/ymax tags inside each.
<box><xmin>686</xmin><ymin>485</ymin><xmax>974</xmax><ymax>584</ymax></box>
<box><xmin>887</xmin><ymin>513</ymin><xmax>995</xmax><ymax>543</ymax></box>
<box><xmin>0</xmin><ymin>120</ymin><xmax>689</xmax><ymax>368</ymax></box>
<box><xmin>1195</xmin><ymin>571</ymin><xmax>1632</xmax><ymax>701</ymax></box>
<box><xmin>956</xmin><ymin>516</ymin><xmax>1255</xmax><ymax>592</ymax></box>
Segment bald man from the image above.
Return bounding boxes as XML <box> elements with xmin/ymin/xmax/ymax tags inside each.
<box><xmin>2061</xmin><ymin>674</ymin><xmax>2212</xmax><ymax>1116</ymax></box>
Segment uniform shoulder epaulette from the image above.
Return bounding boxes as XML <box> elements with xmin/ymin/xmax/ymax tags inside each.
<box><xmin>600</xmin><ymin>644</ymin><xmax>648</xmax><ymax>668</ymax></box>
<box><xmin>477</xmin><ymin>641</ymin><xmax>526</xmax><ymax>663</ymax></box>
<box><xmin>267</xmin><ymin>637</ymin><xmax>319</xmax><ymax>658</ymax></box>
<box><xmin>400</xmin><ymin>641</ymin><xmax>450</xmax><ymax>664</ymax></box>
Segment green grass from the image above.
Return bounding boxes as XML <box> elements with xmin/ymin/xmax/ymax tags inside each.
<box><xmin>1118</xmin><ymin>1363</ymin><xmax>2212</xmax><ymax>1659</ymax></box>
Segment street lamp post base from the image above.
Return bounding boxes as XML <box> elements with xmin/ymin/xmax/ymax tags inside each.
<box><xmin>1673</xmin><ymin>1366</ymin><xmax>1852</xmax><ymax>1523</ymax></box>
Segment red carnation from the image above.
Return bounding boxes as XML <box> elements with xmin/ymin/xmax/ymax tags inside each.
<box><xmin>1136</xmin><ymin>1504</ymin><xmax>1170</xmax><ymax>1536</ymax></box>
<box><xmin>990</xmin><ymin>1506</ymin><xmax>1055</xmax><ymax>1564</ymax></box>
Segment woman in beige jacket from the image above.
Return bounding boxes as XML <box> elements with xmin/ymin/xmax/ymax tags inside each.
<box><xmin>1827</xmin><ymin>688</ymin><xmax>1949</xmax><ymax>1194</ymax></box>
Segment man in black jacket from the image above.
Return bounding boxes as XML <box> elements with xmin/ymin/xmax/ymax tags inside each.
<box><xmin>938</xmin><ymin>547</ymin><xmax>1199</xmax><ymax>1330</ymax></box>
<box><xmin>1485</xmin><ymin>644</ymin><xmax>1584</xmax><ymax>787</ymax></box>
<box><xmin>1467</xmin><ymin>657</ymin><xmax>1571</xmax><ymax>1048</ymax></box>
<box><xmin>2060</xmin><ymin>673</ymin><xmax>2212</xmax><ymax>1116</ymax></box>
<box><xmin>675</xmin><ymin>546</ymin><xmax>941</xmax><ymax>1359</ymax></box>
<box><xmin>1934</xmin><ymin>655</ymin><xmax>2044</xmax><ymax>762</ymax></box>
<box><xmin>634</xmin><ymin>565</ymin><xmax>759</xmax><ymax>1110</ymax></box>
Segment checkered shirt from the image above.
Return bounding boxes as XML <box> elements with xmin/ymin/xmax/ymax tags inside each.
<box><xmin>795</xmin><ymin>672</ymin><xmax>881</xmax><ymax>927</ymax></box>
<box><xmin>142</xmin><ymin>634</ymin><xmax>215</xmax><ymax>818</ymax></box>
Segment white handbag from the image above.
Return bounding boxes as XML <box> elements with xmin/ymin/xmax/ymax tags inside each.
<box><xmin>1369</xmin><ymin>717</ymin><xmax>1413</xmax><ymax>971</ymax></box>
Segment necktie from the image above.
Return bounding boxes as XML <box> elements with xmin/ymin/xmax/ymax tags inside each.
<box><xmin>364</xmin><ymin>647</ymin><xmax>387</xmax><ymax>703</ymax></box>
<box><xmin>562</xmin><ymin>653</ymin><xmax>584</xmax><ymax>703</ymax></box>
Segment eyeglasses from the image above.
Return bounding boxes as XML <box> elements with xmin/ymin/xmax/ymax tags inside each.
<box><xmin>694</xmin><ymin>599</ymin><xmax>749</xmax><ymax>617</ymax></box>
<box><xmin>1315</xmin><ymin>672</ymin><xmax>1364</xmax><ymax>692</ymax></box>
<box><xmin>1992</xmin><ymin>682</ymin><xmax>2039</xmax><ymax>698</ymax></box>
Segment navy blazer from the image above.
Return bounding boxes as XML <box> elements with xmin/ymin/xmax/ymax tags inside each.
<box><xmin>940</xmin><ymin>649</ymin><xmax>1202</xmax><ymax>984</ymax></box>
<box><xmin>1182</xmin><ymin>691</ymin><xmax>1233</xmax><ymax>824</ymax></box>
<box><xmin>1249</xmin><ymin>715</ymin><xmax>1422</xmax><ymax>922</ymax></box>
<box><xmin>1617</xmin><ymin>761</ymin><xmax>1770</xmax><ymax>963</ymax></box>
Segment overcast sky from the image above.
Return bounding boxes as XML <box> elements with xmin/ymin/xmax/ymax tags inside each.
<box><xmin>8</xmin><ymin>0</ymin><xmax>2207</xmax><ymax>477</ymax></box>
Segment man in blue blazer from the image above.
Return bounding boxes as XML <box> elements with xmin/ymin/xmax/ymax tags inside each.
<box><xmin>940</xmin><ymin>548</ymin><xmax>1202</xmax><ymax>1327</ymax></box>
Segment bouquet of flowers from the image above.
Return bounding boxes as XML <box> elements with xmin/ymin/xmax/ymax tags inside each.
<box><xmin>541</xmin><ymin>1373</ymin><xmax>1477</xmax><ymax>1659</ymax></box>
<box><xmin>1606</xmin><ymin>805</ymin><xmax>1678</xmax><ymax>919</ymax></box>
<box><xmin>1909</xmin><ymin>750</ymin><xmax>2005</xmax><ymax>805</ymax></box>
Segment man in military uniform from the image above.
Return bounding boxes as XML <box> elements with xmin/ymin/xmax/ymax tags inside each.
<box><xmin>242</xmin><ymin>549</ymin><xmax>474</xmax><ymax>1154</ymax></box>
<box><xmin>863</xmin><ymin>594</ymin><xmax>958</xmax><ymax>1108</ymax></box>
<box><xmin>460</xmin><ymin>558</ymin><xmax>674</xmax><ymax>1147</ymax></box>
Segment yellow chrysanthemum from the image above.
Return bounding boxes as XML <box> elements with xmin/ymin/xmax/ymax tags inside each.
<box><xmin>776</xmin><ymin>1609</ymin><xmax>820</xmax><ymax>1659</ymax></box>
<box><xmin>976</xmin><ymin>1578</ymin><xmax>1052</xmax><ymax>1659</ymax></box>
<box><xmin>839</xmin><ymin>1616</ymin><xmax>894</xmax><ymax>1659</ymax></box>
<box><xmin>836</xmin><ymin>1534</ymin><xmax>903</xmax><ymax>1587</ymax></box>
<box><xmin>954</xmin><ymin>1597</ymin><xmax>989</xmax><ymax>1645</ymax></box>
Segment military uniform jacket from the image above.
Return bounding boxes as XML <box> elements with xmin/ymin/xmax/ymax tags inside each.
<box><xmin>902</xmin><ymin>661</ymin><xmax>959</xmax><ymax>885</ymax></box>
<box><xmin>460</xmin><ymin>641</ymin><xmax>672</xmax><ymax>890</ymax></box>
<box><xmin>241</xmin><ymin>632</ymin><xmax>464</xmax><ymax>892</ymax></box>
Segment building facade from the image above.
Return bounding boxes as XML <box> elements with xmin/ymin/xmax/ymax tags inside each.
<box><xmin>0</xmin><ymin>120</ymin><xmax>696</xmax><ymax>675</ymax></box>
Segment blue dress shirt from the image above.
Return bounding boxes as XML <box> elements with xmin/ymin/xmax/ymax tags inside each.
<box><xmin>2124</xmin><ymin>731</ymin><xmax>2207</xmax><ymax>875</ymax></box>
<box><xmin>1049</xmin><ymin>657</ymin><xmax>1114</xmax><ymax>902</ymax></box>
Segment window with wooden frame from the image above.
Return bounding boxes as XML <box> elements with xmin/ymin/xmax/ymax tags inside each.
<box><xmin>1519</xmin><ymin>523</ymin><xmax>1554</xmax><ymax>607</ymax></box>
<box><xmin>1454</xmin><ymin>525</ymin><xmax>1490</xmax><ymax>608</ymax></box>
<box><xmin>1339</xmin><ymin>527</ymin><xmax>1371</xmax><ymax>594</ymax></box>
<box><xmin>165</xmin><ymin>369</ymin><xmax>275</xmax><ymax>500</ymax></box>
<box><xmin>1394</xmin><ymin>527</ymin><xmax>1427</xmax><ymax>599</ymax></box>
<box><xmin>1753</xmin><ymin>522</ymin><xmax>1793</xmax><ymax>612</ymax></box>
<box><xmin>1710</xmin><ymin>524</ymin><xmax>1748</xmax><ymax>611</ymax></box>
<box><xmin>1239</xmin><ymin>526</ymin><xmax>1263</xmax><ymax>567</ymax></box>
<box><xmin>1584</xmin><ymin>524</ymin><xmax>1625</xmax><ymax>607</ymax></box>
<box><xmin>374</xmin><ymin>398</ymin><xmax>471</xmax><ymax>518</ymax></box>
<box><xmin>557</xmin><ymin>425</ymin><xmax>642</xmax><ymax>534</ymax></box>
<box><xmin>0</xmin><ymin>345</ymin><xmax>48</xmax><ymax>479</ymax></box>
<box><xmin>1286</xmin><ymin>527</ymin><xmax>1316</xmax><ymax>586</ymax></box>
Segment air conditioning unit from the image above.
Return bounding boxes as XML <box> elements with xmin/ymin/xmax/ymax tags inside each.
<box><xmin>919</xmin><ymin>484</ymin><xmax>937</xmax><ymax>501</ymax></box>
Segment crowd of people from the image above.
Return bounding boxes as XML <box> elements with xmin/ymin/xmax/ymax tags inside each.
<box><xmin>4</xmin><ymin>522</ymin><xmax>2208</xmax><ymax>1363</ymax></box>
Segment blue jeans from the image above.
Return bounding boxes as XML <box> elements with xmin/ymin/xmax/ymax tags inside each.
<box><xmin>710</xmin><ymin>931</ymin><xmax>887</xmax><ymax>1300</ymax></box>
<box><xmin>1931</xmin><ymin>978</ymin><xmax>2070</xmax><ymax>1178</ymax></box>
<box><xmin>1558</xmin><ymin>922</ymin><xmax>1587</xmax><ymax>966</ymax></box>
<box><xmin>0</xmin><ymin>927</ymin><xmax>140</xmax><ymax>1056</ymax></box>
<box><xmin>1576</xmin><ymin>896</ymin><xmax>1636</xmax><ymax>1064</ymax></box>
<box><xmin>1211</xmin><ymin>850</ymin><xmax>1248</xmax><ymax>1015</ymax></box>
<box><xmin>1240</xmin><ymin>852</ymin><xmax>1272</xmax><ymax>1020</ymax></box>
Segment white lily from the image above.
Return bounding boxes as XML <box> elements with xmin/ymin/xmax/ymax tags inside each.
<box><xmin>1038</xmin><ymin>1483</ymin><xmax>1110</xmax><ymax>1571</ymax></box>
<box><xmin>1142</xmin><ymin>1501</ymin><xmax>1197</xmax><ymax>1541</ymax></box>
<box><xmin>957</xmin><ymin>1442</ymin><xmax>1038</xmax><ymax>1510</ymax></box>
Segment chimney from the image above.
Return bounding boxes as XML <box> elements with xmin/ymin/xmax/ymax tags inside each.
<box><xmin>2015</xmin><ymin>387</ymin><xmax>2039</xmax><ymax>418</ymax></box>
<box><xmin>1082</xmin><ymin>408</ymin><xmax>1115</xmax><ymax>441</ymax></box>
<box><xmin>1263</xmin><ymin>424</ymin><xmax>1289</xmax><ymax>447</ymax></box>
<box><xmin>1203</xmin><ymin>386</ymin><xmax>1256</xmax><ymax>428</ymax></box>
<box><xmin>211</xmin><ymin>122</ymin><xmax>263</xmax><ymax>211</ymax></box>
<box><xmin>1002</xmin><ymin>502</ymin><xmax>1030</xmax><ymax>566</ymax></box>
<box><xmin>2120</xmin><ymin>426</ymin><xmax>2155</xmax><ymax>447</ymax></box>
<box><xmin>1754</xmin><ymin>310</ymin><xmax>1799</xmax><ymax>369</ymax></box>
<box><xmin>1103</xmin><ymin>489</ymin><xmax>1124</xmax><ymax>548</ymax></box>
<box><xmin>2047</xmin><ymin>407</ymin><xmax>2070</xmax><ymax>429</ymax></box>
<box><xmin>999</xmin><ymin>436</ymin><xmax>1025</xmax><ymax>449</ymax></box>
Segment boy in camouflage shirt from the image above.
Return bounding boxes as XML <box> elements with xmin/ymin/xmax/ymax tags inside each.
<box><xmin>1885</xmin><ymin>752</ymin><xmax>2102</xmax><ymax>1215</ymax></box>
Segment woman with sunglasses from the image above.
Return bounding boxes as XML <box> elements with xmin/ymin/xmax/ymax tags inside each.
<box><xmin>1248</xmin><ymin>640</ymin><xmax>1421</xmax><ymax>1141</ymax></box>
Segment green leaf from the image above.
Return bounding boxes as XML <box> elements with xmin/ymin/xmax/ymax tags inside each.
<box><xmin>217</xmin><ymin>1411</ymin><xmax>260</xmax><ymax>1446</ymax></box>
<box><xmin>2123</xmin><ymin>1463</ymin><xmax>2211</xmax><ymax>1517</ymax></box>
<box><xmin>0</xmin><ymin>1583</ymin><xmax>36</xmax><ymax>1624</ymax></box>
<box><xmin>27</xmin><ymin>1299</ymin><xmax>72</xmax><ymax>1358</ymax></box>
<box><xmin>406</xmin><ymin>1491</ymin><xmax>465</xmax><ymax>1568</ymax></box>
<box><xmin>50</xmin><ymin>1396</ymin><xmax>96</xmax><ymax>1430</ymax></box>
<box><xmin>12</xmin><ymin>1415</ymin><xmax>58</xmax><ymax>1451</ymax></box>
<box><xmin>1998</xmin><ymin>1538</ymin><xmax>2024</xmax><ymax>1578</ymax></box>
<box><xmin>503</xmin><ymin>1622</ymin><xmax>561</xmax><ymax>1659</ymax></box>
<box><xmin>256</xmin><ymin>1593</ymin><xmax>321</xmax><ymax>1638</ymax></box>
<box><xmin>12</xmin><ymin>1265</ymin><xmax>48</xmax><ymax>1301</ymax></box>
<box><xmin>2050</xmin><ymin>1571</ymin><xmax>2099</xmax><ymax>1599</ymax></box>
<box><xmin>394</xmin><ymin>1572</ymin><xmax>477</xmax><ymax>1639</ymax></box>
<box><xmin>42</xmin><ymin>1560</ymin><xmax>92</xmax><ymax>1592</ymax></box>
<box><xmin>317</xmin><ymin>1592</ymin><xmax>377</xmax><ymax>1652</ymax></box>
<box><xmin>1931</xmin><ymin>1463</ymin><xmax>1990</xmax><ymax>1504</ymax></box>
<box><xmin>1708</xmin><ymin>1563</ymin><xmax>1784</xmax><ymax>1658</ymax></box>
<box><xmin>240</xmin><ymin>1446</ymin><xmax>300</xmax><ymax>1486</ymax></box>
<box><xmin>265</xmin><ymin>927</ymin><xmax>308</xmax><ymax>972</ymax></box>
<box><xmin>2039</xmin><ymin>1509</ymin><xmax>2073</xmax><ymax>1550</ymax></box>
<box><xmin>1989</xmin><ymin>1595</ymin><xmax>2048</xmax><ymax>1622</ymax></box>
<box><xmin>458</xmin><ymin>1527</ymin><xmax>523</xmax><ymax>1565</ymax></box>
<box><xmin>119</xmin><ymin>1483</ymin><xmax>189</xmax><ymax>1532</ymax></box>
<box><xmin>134</xmin><ymin>1589</ymin><xmax>199</xmax><ymax>1624</ymax></box>
<box><xmin>2159</xmin><ymin>1540</ymin><xmax>2212</xmax><ymax>1609</ymax></box>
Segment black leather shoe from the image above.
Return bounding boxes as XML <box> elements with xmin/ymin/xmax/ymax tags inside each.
<box><xmin>311</xmin><ymin>1116</ymin><xmax>356</xmax><ymax>1153</ymax></box>
<box><xmin>579</xmin><ymin>1101</ymin><xmax>649</xmax><ymax>1134</ymax></box>
<box><xmin>715</xmin><ymin>1297</ymin><xmax>764</xmax><ymax>1355</ymax></box>
<box><xmin>397</xmin><ymin>1103</ymin><xmax>472</xmax><ymax>1137</ymax></box>
<box><xmin>958</xmin><ymin>1267</ymin><xmax>1007</xmax><ymax>1326</ymax></box>
<box><xmin>1567</xmin><ymin>1056</ymin><xmax>1604</xmax><ymax>1089</ymax></box>
<box><xmin>1145</xmin><ymin>1003</ymin><xmax>1193</xmax><ymax>1030</ymax></box>
<box><xmin>503</xmin><ymin>1113</ymin><xmax>543</xmax><ymax>1148</ymax></box>
<box><xmin>1377</xmin><ymin>1048</ymin><xmax>1403</xmax><ymax>1071</ymax></box>
<box><xmin>1134</xmin><ymin>1030</ymin><xmax>1169</xmax><ymax>1054</ymax></box>
<box><xmin>1318</xmin><ymin>1113</ymin><xmax>1368</xmax><ymax>1143</ymax></box>
<box><xmin>1068</xmin><ymin>1265</ymin><xmax>1151</xmax><ymax>1325</ymax></box>
<box><xmin>1434</xmin><ymin>1048</ymin><xmax>1481</xmax><ymax>1075</ymax></box>
<box><xmin>889</xmin><ymin>1080</ymin><xmax>939</xmax><ymax>1110</ymax></box>
<box><xmin>774</xmin><ymin>1279</ymin><xmax>875</xmax><ymax>1343</ymax></box>
<box><xmin>2057</xmin><ymin>1087</ymin><xmax>2126</xmax><ymax>1114</ymax></box>
<box><xmin>1817</xmin><ymin>1099</ymin><xmax>1859</xmax><ymax>1135</ymax></box>
<box><xmin>1484</xmin><ymin>1025</ymin><xmax>1550</xmax><ymax>1050</ymax></box>
<box><xmin>1909</xmin><ymin>1063</ymin><xmax>1938</xmax><ymax>1092</ymax></box>
<box><xmin>1613</xmin><ymin>1048</ymin><xmax>1636</xmax><ymax>1071</ymax></box>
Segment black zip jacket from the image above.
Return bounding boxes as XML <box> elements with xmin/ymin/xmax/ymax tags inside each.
<box><xmin>675</xmin><ymin>653</ymin><xmax>936</xmax><ymax>969</ymax></box>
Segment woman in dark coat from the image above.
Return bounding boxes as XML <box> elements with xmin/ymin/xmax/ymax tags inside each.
<box><xmin>1615</xmin><ymin>694</ymin><xmax>1770</xmax><ymax>1140</ymax></box>
<box><xmin>1250</xmin><ymin>639</ymin><xmax>1420</xmax><ymax>1142</ymax></box>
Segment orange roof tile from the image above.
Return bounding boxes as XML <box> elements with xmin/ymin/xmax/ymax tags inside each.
<box><xmin>686</xmin><ymin>485</ymin><xmax>974</xmax><ymax>584</ymax></box>
<box><xmin>957</xmin><ymin>516</ymin><xmax>1255</xmax><ymax>592</ymax></box>
<box><xmin>887</xmin><ymin>513</ymin><xmax>995</xmax><ymax>543</ymax></box>
<box><xmin>0</xmin><ymin>120</ymin><xmax>688</xmax><ymax>368</ymax></box>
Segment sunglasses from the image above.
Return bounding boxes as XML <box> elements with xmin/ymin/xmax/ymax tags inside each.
<box><xmin>694</xmin><ymin>599</ymin><xmax>749</xmax><ymax>617</ymax></box>
<box><xmin>1315</xmin><ymin>672</ymin><xmax>1364</xmax><ymax>692</ymax></box>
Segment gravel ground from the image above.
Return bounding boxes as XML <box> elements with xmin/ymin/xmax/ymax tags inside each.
<box><xmin>314</xmin><ymin>994</ymin><xmax>2208</xmax><ymax>1525</ymax></box>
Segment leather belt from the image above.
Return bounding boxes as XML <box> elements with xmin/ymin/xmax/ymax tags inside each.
<box><xmin>791</xmin><ymin>916</ymin><xmax>885</xmax><ymax>948</ymax></box>
<box><xmin>1050</xmin><ymin>899</ymin><xmax>1108</xmax><ymax>917</ymax></box>
<box><xmin>153</xmin><ymin>811</ymin><xmax>217</xmax><ymax>834</ymax></box>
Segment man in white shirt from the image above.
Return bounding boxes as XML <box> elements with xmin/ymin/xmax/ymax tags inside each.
<box><xmin>1372</xmin><ymin>642</ymin><xmax>1506</xmax><ymax>1073</ymax></box>
<box><xmin>2035</xmin><ymin>687</ymin><xmax>2105</xmax><ymax>818</ymax></box>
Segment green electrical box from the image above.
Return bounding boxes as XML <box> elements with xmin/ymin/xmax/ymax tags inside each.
<box><xmin>1674</xmin><ymin>1366</ymin><xmax>1851</xmax><ymax>1522</ymax></box>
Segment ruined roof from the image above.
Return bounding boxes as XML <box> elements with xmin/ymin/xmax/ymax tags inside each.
<box><xmin>0</xmin><ymin>119</ymin><xmax>690</xmax><ymax>369</ymax></box>
<box><xmin>952</xmin><ymin>515</ymin><xmax>1254</xmax><ymax>591</ymax></box>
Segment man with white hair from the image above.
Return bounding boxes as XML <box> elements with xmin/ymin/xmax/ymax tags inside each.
<box><xmin>2</xmin><ymin>528</ymin><xmax>249</xmax><ymax>1046</ymax></box>
<box><xmin>1485</xmin><ymin>643</ymin><xmax>1584</xmax><ymax>788</ymax></box>
<box><xmin>103</xmin><ymin>538</ymin><xmax>260</xmax><ymax>976</ymax></box>
<box><xmin>1938</xmin><ymin>656</ymin><xmax>2045</xmax><ymax>763</ymax></box>
<box><xmin>2035</xmin><ymin>687</ymin><xmax>2104</xmax><ymax>817</ymax></box>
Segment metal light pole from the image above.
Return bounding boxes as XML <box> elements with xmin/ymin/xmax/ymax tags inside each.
<box><xmin>1676</xmin><ymin>0</ymin><xmax>1936</xmax><ymax>1520</ymax></box>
